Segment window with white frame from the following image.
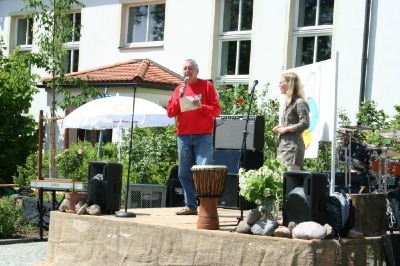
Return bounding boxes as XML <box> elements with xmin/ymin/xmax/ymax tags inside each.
<box><xmin>62</xmin><ymin>49</ymin><xmax>79</xmax><ymax>73</ymax></box>
<box><xmin>294</xmin><ymin>0</ymin><xmax>334</xmax><ymax>67</ymax></box>
<box><xmin>66</xmin><ymin>12</ymin><xmax>81</xmax><ymax>43</ymax></box>
<box><xmin>16</xmin><ymin>17</ymin><xmax>33</xmax><ymax>49</ymax></box>
<box><xmin>219</xmin><ymin>0</ymin><xmax>253</xmax><ymax>79</ymax></box>
<box><xmin>126</xmin><ymin>3</ymin><xmax>165</xmax><ymax>44</ymax></box>
<box><xmin>63</xmin><ymin>12</ymin><xmax>81</xmax><ymax>73</ymax></box>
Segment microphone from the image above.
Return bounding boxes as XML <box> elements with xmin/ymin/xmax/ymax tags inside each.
<box><xmin>180</xmin><ymin>77</ymin><xmax>189</xmax><ymax>97</ymax></box>
<box><xmin>251</xmin><ymin>80</ymin><xmax>259</xmax><ymax>93</ymax></box>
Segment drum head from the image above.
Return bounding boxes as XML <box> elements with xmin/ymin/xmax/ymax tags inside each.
<box><xmin>191</xmin><ymin>165</ymin><xmax>227</xmax><ymax>171</ymax></box>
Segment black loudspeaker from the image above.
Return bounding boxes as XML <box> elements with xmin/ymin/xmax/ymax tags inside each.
<box><xmin>218</xmin><ymin>173</ymin><xmax>257</xmax><ymax>210</ymax></box>
<box><xmin>213</xmin><ymin>149</ymin><xmax>264</xmax><ymax>174</ymax></box>
<box><xmin>166</xmin><ymin>165</ymin><xmax>185</xmax><ymax>207</ymax></box>
<box><xmin>382</xmin><ymin>234</ymin><xmax>400</xmax><ymax>266</ymax></box>
<box><xmin>88</xmin><ymin>161</ymin><xmax>122</xmax><ymax>214</ymax></box>
<box><xmin>282</xmin><ymin>171</ymin><xmax>329</xmax><ymax>226</ymax></box>
<box><xmin>214</xmin><ymin>115</ymin><xmax>265</xmax><ymax>151</ymax></box>
<box><xmin>213</xmin><ymin>149</ymin><xmax>262</xmax><ymax>209</ymax></box>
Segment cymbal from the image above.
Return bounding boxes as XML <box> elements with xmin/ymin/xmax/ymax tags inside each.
<box><xmin>379</xmin><ymin>130</ymin><xmax>400</xmax><ymax>139</ymax></box>
<box><xmin>379</xmin><ymin>147</ymin><xmax>400</xmax><ymax>158</ymax></box>
<box><xmin>337</xmin><ymin>130</ymin><xmax>352</xmax><ymax>135</ymax></box>
<box><xmin>340</xmin><ymin>125</ymin><xmax>375</xmax><ymax>130</ymax></box>
<box><xmin>366</xmin><ymin>144</ymin><xmax>382</xmax><ymax>151</ymax></box>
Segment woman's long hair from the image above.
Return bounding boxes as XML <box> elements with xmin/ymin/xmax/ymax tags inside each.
<box><xmin>282</xmin><ymin>72</ymin><xmax>306</xmax><ymax>106</ymax></box>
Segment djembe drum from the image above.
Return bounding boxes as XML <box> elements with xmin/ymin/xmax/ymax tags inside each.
<box><xmin>191</xmin><ymin>165</ymin><xmax>227</xmax><ymax>230</ymax></box>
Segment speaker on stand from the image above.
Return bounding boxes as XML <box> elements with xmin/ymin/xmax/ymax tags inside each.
<box><xmin>213</xmin><ymin>81</ymin><xmax>262</xmax><ymax>223</ymax></box>
<box><xmin>282</xmin><ymin>171</ymin><xmax>329</xmax><ymax>226</ymax></box>
<box><xmin>218</xmin><ymin>173</ymin><xmax>258</xmax><ymax>210</ymax></box>
<box><xmin>213</xmin><ymin>149</ymin><xmax>263</xmax><ymax>210</ymax></box>
<box><xmin>88</xmin><ymin>161</ymin><xmax>122</xmax><ymax>214</ymax></box>
<box><xmin>214</xmin><ymin>115</ymin><xmax>265</xmax><ymax>151</ymax></box>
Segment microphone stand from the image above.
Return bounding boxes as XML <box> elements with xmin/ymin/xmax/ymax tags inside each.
<box><xmin>115</xmin><ymin>84</ymin><xmax>137</xmax><ymax>218</ymax></box>
<box><xmin>237</xmin><ymin>80</ymin><xmax>258</xmax><ymax>224</ymax></box>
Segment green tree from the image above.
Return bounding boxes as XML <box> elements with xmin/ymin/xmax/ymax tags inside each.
<box><xmin>23</xmin><ymin>0</ymin><xmax>101</xmax><ymax>178</ymax></box>
<box><xmin>0</xmin><ymin>38</ymin><xmax>39</xmax><ymax>183</ymax></box>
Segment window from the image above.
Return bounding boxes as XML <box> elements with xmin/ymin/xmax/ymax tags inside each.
<box><xmin>16</xmin><ymin>17</ymin><xmax>33</xmax><ymax>47</ymax></box>
<box><xmin>66</xmin><ymin>12</ymin><xmax>81</xmax><ymax>43</ymax></box>
<box><xmin>127</xmin><ymin>3</ymin><xmax>165</xmax><ymax>44</ymax></box>
<box><xmin>77</xmin><ymin>129</ymin><xmax>112</xmax><ymax>144</ymax></box>
<box><xmin>63</xmin><ymin>12</ymin><xmax>81</xmax><ymax>73</ymax></box>
<box><xmin>219</xmin><ymin>0</ymin><xmax>253</xmax><ymax>81</ymax></box>
<box><xmin>294</xmin><ymin>0</ymin><xmax>334</xmax><ymax>67</ymax></box>
<box><xmin>62</xmin><ymin>49</ymin><xmax>79</xmax><ymax>73</ymax></box>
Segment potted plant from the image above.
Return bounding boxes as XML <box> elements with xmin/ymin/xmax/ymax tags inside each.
<box><xmin>238</xmin><ymin>158</ymin><xmax>288</xmax><ymax>220</ymax></box>
<box><xmin>58</xmin><ymin>148</ymin><xmax>88</xmax><ymax>213</ymax></box>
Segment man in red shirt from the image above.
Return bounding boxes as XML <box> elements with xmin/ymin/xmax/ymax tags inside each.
<box><xmin>167</xmin><ymin>59</ymin><xmax>221</xmax><ymax>215</ymax></box>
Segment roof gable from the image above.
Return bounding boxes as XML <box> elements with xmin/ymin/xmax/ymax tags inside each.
<box><xmin>45</xmin><ymin>58</ymin><xmax>183</xmax><ymax>90</ymax></box>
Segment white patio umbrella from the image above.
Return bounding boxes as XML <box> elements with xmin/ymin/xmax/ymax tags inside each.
<box><xmin>62</xmin><ymin>94</ymin><xmax>175</xmax><ymax>218</ymax></box>
<box><xmin>62</xmin><ymin>95</ymin><xmax>175</xmax><ymax>129</ymax></box>
<box><xmin>62</xmin><ymin>94</ymin><xmax>175</xmax><ymax>169</ymax></box>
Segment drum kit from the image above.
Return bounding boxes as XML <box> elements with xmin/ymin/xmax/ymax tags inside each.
<box><xmin>336</xmin><ymin>126</ymin><xmax>400</xmax><ymax>193</ymax></box>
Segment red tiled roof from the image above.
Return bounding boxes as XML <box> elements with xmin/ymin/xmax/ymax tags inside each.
<box><xmin>44</xmin><ymin>58</ymin><xmax>183</xmax><ymax>90</ymax></box>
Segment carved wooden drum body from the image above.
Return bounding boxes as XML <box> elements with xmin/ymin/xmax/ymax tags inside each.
<box><xmin>191</xmin><ymin>165</ymin><xmax>227</xmax><ymax>230</ymax></box>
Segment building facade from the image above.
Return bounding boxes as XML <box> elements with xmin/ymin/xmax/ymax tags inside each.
<box><xmin>1</xmin><ymin>0</ymin><xmax>399</xmax><ymax>135</ymax></box>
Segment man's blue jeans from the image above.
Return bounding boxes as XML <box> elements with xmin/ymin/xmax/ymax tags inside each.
<box><xmin>177</xmin><ymin>134</ymin><xmax>213</xmax><ymax>209</ymax></box>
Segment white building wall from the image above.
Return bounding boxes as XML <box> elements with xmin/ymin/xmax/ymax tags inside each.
<box><xmin>79</xmin><ymin>0</ymin><xmax>216</xmax><ymax>82</ymax></box>
<box><xmin>1</xmin><ymin>0</ymin><xmax>399</xmax><ymax>123</ymax></box>
<box><xmin>365</xmin><ymin>0</ymin><xmax>400</xmax><ymax>118</ymax></box>
<box><xmin>250</xmin><ymin>0</ymin><xmax>288</xmax><ymax>98</ymax></box>
<box><xmin>332</xmin><ymin>0</ymin><xmax>366</xmax><ymax>120</ymax></box>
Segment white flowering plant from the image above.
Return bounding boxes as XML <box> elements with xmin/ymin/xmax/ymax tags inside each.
<box><xmin>238</xmin><ymin>158</ymin><xmax>288</xmax><ymax>217</ymax></box>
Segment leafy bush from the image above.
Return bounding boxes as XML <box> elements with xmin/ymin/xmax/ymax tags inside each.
<box><xmin>13</xmin><ymin>141</ymin><xmax>119</xmax><ymax>187</ymax></box>
<box><xmin>56</xmin><ymin>141</ymin><xmax>119</xmax><ymax>187</ymax></box>
<box><xmin>0</xmin><ymin>196</ymin><xmax>22</xmax><ymax>238</ymax></box>
<box><xmin>239</xmin><ymin>158</ymin><xmax>288</xmax><ymax>204</ymax></box>
<box><xmin>13</xmin><ymin>153</ymin><xmax>41</xmax><ymax>188</ymax></box>
<box><xmin>121</xmin><ymin>125</ymin><xmax>178</xmax><ymax>185</ymax></box>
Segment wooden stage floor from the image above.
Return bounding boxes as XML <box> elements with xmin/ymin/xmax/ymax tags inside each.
<box><xmin>37</xmin><ymin>207</ymin><xmax>387</xmax><ymax>266</ymax></box>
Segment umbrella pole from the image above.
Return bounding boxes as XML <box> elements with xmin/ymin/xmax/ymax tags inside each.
<box><xmin>115</xmin><ymin>85</ymin><xmax>137</xmax><ymax>218</ymax></box>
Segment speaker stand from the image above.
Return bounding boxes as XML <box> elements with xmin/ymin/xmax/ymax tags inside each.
<box><xmin>236</xmin><ymin>80</ymin><xmax>259</xmax><ymax>224</ymax></box>
<box><xmin>115</xmin><ymin>210</ymin><xmax>136</xmax><ymax>217</ymax></box>
<box><xmin>115</xmin><ymin>84</ymin><xmax>137</xmax><ymax>218</ymax></box>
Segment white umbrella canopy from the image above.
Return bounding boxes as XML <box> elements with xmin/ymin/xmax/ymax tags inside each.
<box><xmin>62</xmin><ymin>95</ymin><xmax>175</xmax><ymax>129</ymax></box>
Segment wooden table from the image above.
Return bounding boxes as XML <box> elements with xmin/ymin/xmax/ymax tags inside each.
<box><xmin>30</xmin><ymin>179</ymin><xmax>87</xmax><ymax>240</ymax></box>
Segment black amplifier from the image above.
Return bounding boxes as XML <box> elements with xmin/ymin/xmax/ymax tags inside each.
<box><xmin>214</xmin><ymin>115</ymin><xmax>265</xmax><ymax>151</ymax></box>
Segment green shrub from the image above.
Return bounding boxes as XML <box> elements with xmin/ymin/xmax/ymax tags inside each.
<box><xmin>13</xmin><ymin>153</ymin><xmax>41</xmax><ymax>188</ymax></box>
<box><xmin>121</xmin><ymin>125</ymin><xmax>178</xmax><ymax>185</ymax></box>
<box><xmin>0</xmin><ymin>196</ymin><xmax>22</xmax><ymax>239</ymax></box>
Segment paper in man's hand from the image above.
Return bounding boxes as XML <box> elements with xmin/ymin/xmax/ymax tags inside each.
<box><xmin>179</xmin><ymin>96</ymin><xmax>199</xmax><ymax>112</ymax></box>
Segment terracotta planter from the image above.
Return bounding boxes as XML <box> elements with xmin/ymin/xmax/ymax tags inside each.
<box><xmin>65</xmin><ymin>192</ymin><xmax>88</xmax><ymax>213</ymax></box>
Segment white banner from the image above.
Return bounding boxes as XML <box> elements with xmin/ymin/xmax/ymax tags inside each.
<box><xmin>283</xmin><ymin>59</ymin><xmax>336</xmax><ymax>158</ymax></box>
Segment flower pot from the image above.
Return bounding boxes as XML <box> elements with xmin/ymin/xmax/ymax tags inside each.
<box><xmin>65</xmin><ymin>192</ymin><xmax>88</xmax><ymax>213</ymax></box>
<box><xmin>259</xmin><ymin>198</ymin><xmax>279</xmax><ymax>221</ymax></box>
